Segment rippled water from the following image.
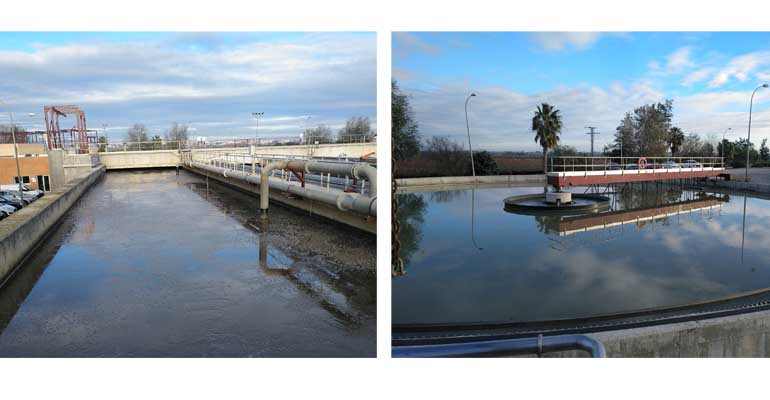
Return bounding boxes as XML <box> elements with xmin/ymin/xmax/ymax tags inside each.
<box><xmin>393</xmin><ymin>183</ymin><xmax>770</xmax><ymax>325</ymax></box>
<box><xmin>0</xmin><ymin>169</ymin><xmax>376</xmax><ymax>357</ymax></box>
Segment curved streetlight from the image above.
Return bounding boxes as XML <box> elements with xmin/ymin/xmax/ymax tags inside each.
<box><xmin>746</xmin><ymin>83</ymin><xmax>769</xmax><ymax>181</ymax></box>
<box><xmin>465</xmin><ymin>93</ymin><xmax>477</xmax><ymax>179</ymax></box>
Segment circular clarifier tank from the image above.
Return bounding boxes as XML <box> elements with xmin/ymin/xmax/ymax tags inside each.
<box><xmin>503</xmin><ymin>192</ymin><xmax>611</xmax><ymax>215</ymax></box>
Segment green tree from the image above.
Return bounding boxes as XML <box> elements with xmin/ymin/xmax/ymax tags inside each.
<box><xmin>668</xmin><ymin>126</ymin><xmax>685</xmax><ymax>156</ymax></box>
<box><xmin>472</xmin><ymin>151</ymin><xmax>499</xmax><ymax>175</ymax></box>
<box><xmin>151</xmin><ymin>135</ymin><xmax>163</xmax><ymax>150</ymax></box>
<box><xmin>732</xmin><ymin>138</ymin><xmax>760</xmax><ymax>168</ymax></box>
<box><xmin>761</xmin><ymin>138</ymin><xmax>769</xmax><ymax>162</ymax></box>
<box><xmin>531</xmin><ymin>103</ymin><xmax>563</xmax><ymax>186</ymax></box>
<box><xmin>97</xmin><ymin>136</ymin><xmax>107</xmax><ymax>152</ymax></box>
<box><xmin>635</xmin><ymin>100</ymin><xmax>673</xmax><ymax>157</ymax></box>
<box><xmin>392</xmin><ymin>80</ymin><xmax>421</xmax><ymax>160</ymax></box>
<box><xmin>551</xmin><ymin>144</ymin><xmax>578</xmax><ymax>157</ymax></box>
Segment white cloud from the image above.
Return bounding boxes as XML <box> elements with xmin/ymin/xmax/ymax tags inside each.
<box><xmin>682</xmin><ymin>67</ymin><xmax>715</xmax><ymax>86</ymax></box>
<box><xmin>666</xmin><ymin>46</ymin><xmax>695</xmax><ymax>72</ymax></box>
<box><xmin>530</xmin><ymin>32</ymin><xmax>606</xmax><ymax>51</ymax></box>
<box><xmin>0</xmin><ymin>33</ymin><xmax>376</xmax><ymax>139</ymax></box>
<box><xmin>393</xmin><ymin>32</ymin><xmax>441</xmax><ymax>60</ymax></box>
<box><xmin>402</xmin><ymin>81</ymin><xmax>770</xmax><ymax>153</ymax></box>
<box><xmin>709</xmin><ymin>51</ymin><xmax>770</xmax><ymax>87</ymax></box>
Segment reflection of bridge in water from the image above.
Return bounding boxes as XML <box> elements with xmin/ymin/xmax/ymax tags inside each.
<box><xmin>556</xmin><ymin>195</ymin><xmax>729</xmax><ymax>236</ymax></box>
<box><xmin>547</xmin><ymin>156</ymin><xmax>726</xmax><ymax>189</ymax></box>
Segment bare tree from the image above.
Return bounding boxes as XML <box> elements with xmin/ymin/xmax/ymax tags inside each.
<box><xmin>165</xmin><ymin>122</ymin><xmax>189</xmax><ymax>147</ymax></box>
<box><xmin>423</xmin><ymin>136</ymin><xmax>468</xmax><ymax>176</ymax></box>
<box><xmin>338</xmin><ymin>116</ymin><xmax>372</xmax><ymax>142</ymax></box>
<box><xmin>304</xmin><ymin>125</ymin><xmax>334</xmax><ymax>144</ymax></box>
<box><xmin>126</xmin><ymin>124</ymin><xmax>148</xmax><ymax>150</ymax></box>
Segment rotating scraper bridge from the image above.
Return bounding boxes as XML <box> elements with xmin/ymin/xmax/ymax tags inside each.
<box><xmin>547</xmin><ymin>156</ymin><xmax>725</xmax><ymax>189</ymax></box>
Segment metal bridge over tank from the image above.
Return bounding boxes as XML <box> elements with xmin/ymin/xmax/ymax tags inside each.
<box><xmin>547</xmin><ymin>156</ymin><xmax>725</xmax><ymax>189</ymax></box>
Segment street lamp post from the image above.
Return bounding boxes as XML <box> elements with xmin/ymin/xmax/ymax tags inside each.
<box><xmin>465</xmin><ymin>93</ymin><xmax>477</xmax><ymax>179</ymax></box>
<box><xmin>721</xmin><ymin>127</ymin><xmax>731</xmax><ymax>161</ymax></box>
<box><xmin>102</xmin><ymin>123</ymin><xmax>108</xmax><ymax>151</ymax></box>
<box><xmin>1</xmin><ymin>101</ymin><xmax>24</xmax><ymax>203</ymax></box>
<box><xmin>746</xmin><ymin>83</ymin><xmax>769</xmax><ymax>181</ymax></box>
<box><xmin>252</xmin><ymin>112</ymin><xmax>264</xmax><ymax>146</ymax></box>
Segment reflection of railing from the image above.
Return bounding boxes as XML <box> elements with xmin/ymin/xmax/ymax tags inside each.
<box><xmin>393</xmin><ymin>334</ymin><xmax>606</xmax><ymax>358</ymax></box>
<box><xmin>549</xmin><ymin>156</ymin><xmax>724</xmax><ymax>173</ymax></box>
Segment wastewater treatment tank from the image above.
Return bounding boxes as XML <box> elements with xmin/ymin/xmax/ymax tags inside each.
<box><xmin>503</xmin><ymin>192</ymin><xmax>610</xmax><ymax>215</ymax></box>
<box><xmin>392</xmin><ymin>184</ymin><xmax>770</xmax><ymax>343</ymax></box>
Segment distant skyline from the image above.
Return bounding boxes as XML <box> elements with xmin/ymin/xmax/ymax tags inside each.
<box><xmin>393</xmin><ymin>32</ymin><xmax>770</xmax><ymax>152</ymax></box>
<box><xmin>0</xmin><ymin>32</ymin><xmax>376</xmax><ymax>140</ymax></box>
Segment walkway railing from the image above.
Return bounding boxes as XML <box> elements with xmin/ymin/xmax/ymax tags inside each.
<box><xmin>549</xmin><ymin>156</ymin><xmax>724</xmax><ymax>173</ymax></box>
<box><xmin>186</xmin><ymin>150</ymin><xmax>375</xmax><ymax>195</ymax></box>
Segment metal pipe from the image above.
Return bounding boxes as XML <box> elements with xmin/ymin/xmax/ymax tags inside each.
<box><xmin>392</xmin><ymin>334</ymin><xmax>606</xmax><ymax>358</ymax></box>
<box><xmin>189</xmin><ymin>161</ymin><xmax>376</xmax><ymax>218</ymax></box>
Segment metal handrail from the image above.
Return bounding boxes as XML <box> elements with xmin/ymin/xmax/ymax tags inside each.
<box><xmin>392</xmin><ymin>334</ymin><xmax>606</xmax><ymax>358</ymax></box>
<box><xmin>548</xmin><ymin>156</ymin><xmax>725</xmax><ymax>173</ymax></box>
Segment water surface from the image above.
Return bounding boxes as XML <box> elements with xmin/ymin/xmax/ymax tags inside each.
<box><xmin>393</xmin><ymin>184</ymin><xmax>769</xmax><ymax>325</ymax></box>
<box><xmin>0</xmin><ymin>169</ymin><xmax>376</xmax><ymax>357</ymax></box>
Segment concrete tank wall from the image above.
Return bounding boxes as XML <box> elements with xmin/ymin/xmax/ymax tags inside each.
<box><xmin>192</xmin><ymin>142</ymin><xmax>376</xmax><ymax>159</ymax></box>
<box><xmin>0</xmin><ymin>166</ymin><xmax>105</xmax><ymax>285</ymax></box>
<box><xmin>100</xmin><ymin>150</ymin><xmax>179</xmax><ymax>170</ymax></box>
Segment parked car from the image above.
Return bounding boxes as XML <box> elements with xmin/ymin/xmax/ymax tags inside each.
<box><xmin>625</xmin><ymin>163</ymin><xmax>639</xmax><ymax>170</ymax></box>
<box><xmin>0</xmin><ymin>203</ymin><xmax>16</xmax><ymax>216</ymax></box>
<box><xmin>0</xmin><ymin>191</ymin><xmax>32</xmax><ymax>205</ymax></box>
<box><xmin>662</xmin><ymin>161</ymin><xmax>681</xmax><ymax>169</ymax></box>
<box><xmin>606</xmin><ymin>162</ymin><xmax>622</xmax><ymax>170</ymax></box>
<box><xmin>682</xmin><ymin>159</ymin><xmax>703</xmax><ymax>168</ymax></box>
<box><xmin>0</xmin><ymin>195</ymin><xmax>24</xmax><ymax>210</ymax></box>
<box><xmin>1</xmin><ymin>184</ymin><xmax>43</xmax><ymax>199</ymax></box>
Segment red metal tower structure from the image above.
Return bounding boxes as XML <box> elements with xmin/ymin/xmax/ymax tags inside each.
<box><xmin>43</xmin><ymin>105</ymin><xmax>97</xmax><ymax>154</ymax></box>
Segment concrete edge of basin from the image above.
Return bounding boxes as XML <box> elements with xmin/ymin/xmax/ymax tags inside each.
<box><xmin>586</xmin><ymin>309</ymin><xmax>770</xmax><ymax>357</ymax></box>
<box><xmin>0</xmin><ymin>166</ymin><xmax>106</xmax><ymax>285</ymax></box>
<box><xmin>395</xmin><ymin>175</ymin><xmax>546</xmax><ymax>189</ymax></box>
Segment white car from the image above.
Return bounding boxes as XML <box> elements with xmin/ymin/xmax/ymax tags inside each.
<box><xmin>662</xmin><ymin>161</ymin><xmax>681</xmax><ymax>169</ymax></box>
<box><xmin>681</xmin><ymin>160</ymin><xmax>703</xmax><ymax>168</ymax></box>
<box><xmin>0</xmin><ymin>203</ymin><xmax>16</xmax><ymax>216</ymax></box>
<box><xmin>0</xmin><ymin>184</ymin><xmax>43</xmax><ymax>198</ymax></box>
<box><xmin>0</xmin><ymin>190</ymin><xmax>33</xmax><ymax>205</ymax></box>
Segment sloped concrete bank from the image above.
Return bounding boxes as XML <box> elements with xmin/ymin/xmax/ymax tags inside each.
<box><xmin>0</xmin><ymin>166</ymin><xmax>106</xmax><ymax>285</ymax></box>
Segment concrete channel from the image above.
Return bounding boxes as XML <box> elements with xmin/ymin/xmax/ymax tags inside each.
<box><xmin>0</xmin><ymin>168</ymin><xmax>375</xmax><ymax>356</ymax></box>
<box><xmin>0</xmin><ymin>166</ymin><xmax>105</xmax><ymax>284</ymax></box>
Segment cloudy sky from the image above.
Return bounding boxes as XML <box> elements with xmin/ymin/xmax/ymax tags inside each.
<box><xmin>0</xmin><ymin>32</ymin><xmax>376</xmax><ymax>141</ymax></box>
<box><xmin>393</xmin><ymin>32</ymin><xmax>770</xmax><ymax>152</ymax></box>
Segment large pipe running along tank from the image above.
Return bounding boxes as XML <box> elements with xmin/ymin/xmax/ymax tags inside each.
<box><xmin>188</xmin><ymin>160</ymin><xmax>376</xmax><ymax>219</ymax></box>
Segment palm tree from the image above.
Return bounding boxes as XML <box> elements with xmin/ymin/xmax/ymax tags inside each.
<box><xmin>668</xmin><ymin>127</ymin><xmax>685</xmax><ymax>156</ymax></box>
<box><xmin>532</xmin><ymin>103</ymin><xmax>563</xmax><ymax>191</ymax></box>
